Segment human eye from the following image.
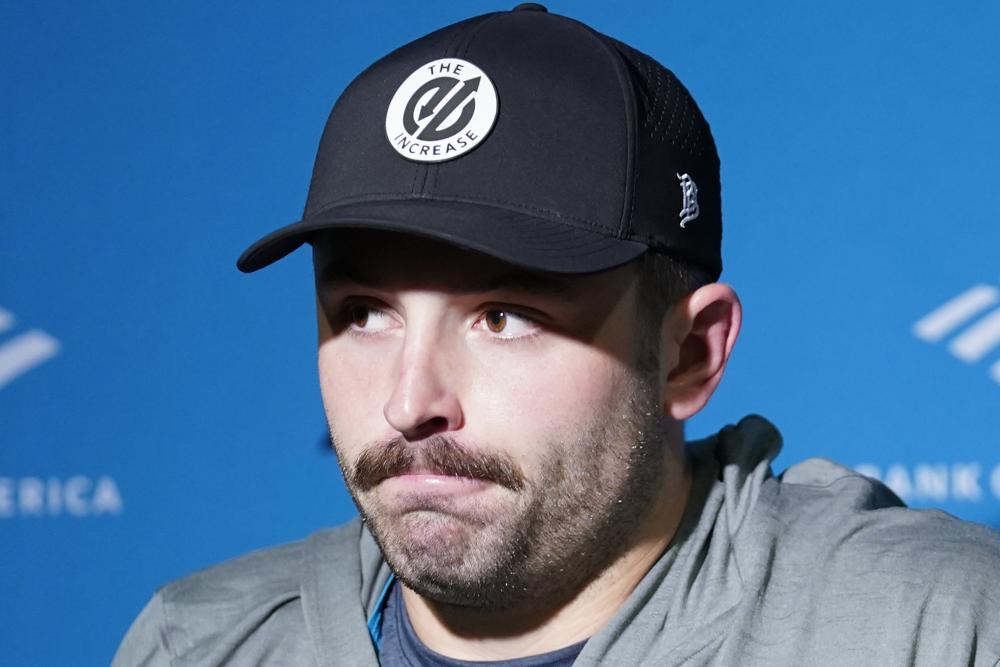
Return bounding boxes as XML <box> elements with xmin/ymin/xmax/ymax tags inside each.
<box><xmin>344</xmin><ymin>301</ymin><xmax>395</xmax><ymax>336</ymax></box>
<box><xmin>474</xmin><ymin>308</ymin><xmax>541</xmax><ymax>341</ymax></box>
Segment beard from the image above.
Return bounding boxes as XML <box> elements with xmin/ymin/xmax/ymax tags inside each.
<box><xmin>329</xmin><ymin>370</ymin><xmax>671</xmax><ymax>612</ymax></box>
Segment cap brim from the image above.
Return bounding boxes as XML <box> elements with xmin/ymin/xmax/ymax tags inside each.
<box><xmin>236</xmin><ymin>199</ymin><xmax>647</xmax><ymax>275</ymax></box>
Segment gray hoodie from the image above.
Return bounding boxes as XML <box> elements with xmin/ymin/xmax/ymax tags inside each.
<box><xmin>112</xmin><ymin>415</ymin><xmax>1000</xmax><ymax>666</ymax></box>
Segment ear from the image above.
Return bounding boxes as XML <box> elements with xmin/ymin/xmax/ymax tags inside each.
<box><xmin>658</xmin><ymin>283</ymin><xmax>742</xmax><ymax>420</ymax></box>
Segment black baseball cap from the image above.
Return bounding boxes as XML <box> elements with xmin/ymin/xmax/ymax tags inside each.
<box><xmin>237</xmin><ymin>3</ymin><xmax>722</xmax><ymax>279</ymax></box>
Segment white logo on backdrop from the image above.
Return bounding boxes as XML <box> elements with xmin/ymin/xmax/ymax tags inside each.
<box><xmin>912</xmin><ymin>284</ymin><xmax>1000</xmax><ymax>385</ymax></box>
<box><xmin>0</xmin><ymin>476</ymin><xmax>123</xmax><ymax>518</ymax></box>
<box><xmin>0</xmin><ymin>306</ymin><xmax>60</xmax><ymax>390</ymax></box>
<box><xmin>855</xmin><ymin>462</ymin><xmax>1000</xmax><ymax>504</ymax></box>
<box><xmin>0</xmin><ymin>307</ymin><xmax>123</xmax><ymax>519</ymax></box>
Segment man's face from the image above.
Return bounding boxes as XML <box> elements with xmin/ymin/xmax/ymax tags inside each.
<box><xmin>314</xmin><ymin>231</ymin><xmax>674</xmax><ymax>610</ymax></box>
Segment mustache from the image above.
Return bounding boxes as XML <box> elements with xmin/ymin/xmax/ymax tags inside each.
<box><xmin>349</xmin><ymin>436</ymin><xmax>526</xmax><ymax>492</ymax></box>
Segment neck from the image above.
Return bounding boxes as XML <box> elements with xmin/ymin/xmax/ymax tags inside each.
<box><xmin>401</xmin><ymin>437</ymin><xmax>693</xmax><ymax>661</ymax></box>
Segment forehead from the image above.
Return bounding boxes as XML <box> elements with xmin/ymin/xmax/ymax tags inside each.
<box><xmin>312</xmin><ymin>229</ymin><xmax>634</xmax><ymax>298</ymax></box>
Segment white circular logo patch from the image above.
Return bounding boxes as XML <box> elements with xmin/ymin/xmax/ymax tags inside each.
<box><xmin>385</xmin><ymin>59</ymin><xmax>498</xmax><ymax>163</ymax></box>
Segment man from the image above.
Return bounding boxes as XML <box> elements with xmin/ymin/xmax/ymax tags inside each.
<box><xmin>114</xmin><ymin>5</ymin><xmax>1000</xmax><ymax>666</ymax></box>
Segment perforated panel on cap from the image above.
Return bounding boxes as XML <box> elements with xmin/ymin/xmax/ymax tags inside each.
<box><xmin>596</xmin><ymin>34</ymin><xmax>723</xmax><ymax>279</ymax></box>
<box><xmin>609</xmin><ymin>38</ymin><xmax>713</xmax><ymax>160</ymax></box>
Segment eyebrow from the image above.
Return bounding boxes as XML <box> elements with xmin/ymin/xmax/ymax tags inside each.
<box><xmin>318</xmin><ymin>265</ymin><xmax>578</xmax><ymax>298</ymax></box>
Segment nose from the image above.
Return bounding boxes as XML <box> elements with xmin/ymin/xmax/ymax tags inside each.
<box><xmin>383</xmin><ymin>334</ymin><xmax>463</xmax><ymax>440</ymax></box>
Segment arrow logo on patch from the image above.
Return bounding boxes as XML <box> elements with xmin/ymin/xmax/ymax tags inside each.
<box><xmin>404</xmin><ymin>76</ymin><xmax>482</xmax><ymax>141</ymax></box>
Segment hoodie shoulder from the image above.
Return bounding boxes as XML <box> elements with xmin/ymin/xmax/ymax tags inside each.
<box><xmin>693</xmin><ymin>416</ymin><xmax>1000</xmax><ymax>662</ymax></box>
<box><xmin>750</xmin><ymin>444</ymin><xmax>1000</xmax><ymax>661</ymax></box>
<box><xmin>772</xmin><ymin>454</ymin><xmax>1000</xmax><ymax>600</ymax></box>
<box><xmin>112</xmin><ymin>519</ymin><xmax>365</xmax><ymax>666</ymax></box>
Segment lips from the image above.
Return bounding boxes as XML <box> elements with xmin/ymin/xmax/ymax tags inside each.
<box><xmin>382</xmin><ymin>465</ymin><xmax>483</xmax><ymax>484</ymax></box>
<box><xmin>349</xmin><ymin>435</ymin><xmax>526</xmax><ymax>492</ymax></box>
<box><xmin>379</xmin><ymin>470</ymin><xmax>493</xmax><ymax>495</ymax></box>
<box><xmin>375</xmin><ymin>473</ymin><xmax>494</xmax><ymax>517</ymax></box>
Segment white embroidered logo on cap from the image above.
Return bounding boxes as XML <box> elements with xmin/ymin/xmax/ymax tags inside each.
<box><xmin>676</xmin><ymin>173</ymin><xmax>699</xmax><ymax>228</ymax></box>
<box><xmin>385</xmin><ymin>59</ymin><xmax>498</xmax><ymax>163</ymax></box>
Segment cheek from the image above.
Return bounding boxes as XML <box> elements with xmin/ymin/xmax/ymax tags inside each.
<box><xmin>317</xmin><ymin>338</ymin><xmax>396</xmax><ymax>446</ymax></box>
<box><xmin>465</xmin><ymin>340</ymin><xmax>629</xmax><ymax>443</ymax></box>
<box><xmin>317</xmin><ymin>333</ymin><xmax>632</xmax><ymax>453</ymax></box>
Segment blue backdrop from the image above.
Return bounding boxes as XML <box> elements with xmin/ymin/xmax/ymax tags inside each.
<box><xmin>3</xmin><ymin>2</ymin><xmax>999</xmax><ymax>664</ymax></box>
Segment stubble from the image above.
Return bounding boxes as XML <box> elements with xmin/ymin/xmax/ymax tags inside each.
<box><xmin>329</xmin><ymin>368</ymin><xmax>672</xmax><ymax>613</ymax></box>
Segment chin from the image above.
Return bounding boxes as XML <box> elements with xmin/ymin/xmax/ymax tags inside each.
<box><xmin>371</xmin><ymin>509</ymin><xmax>530</xmax><ymax>606</ymax></box>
